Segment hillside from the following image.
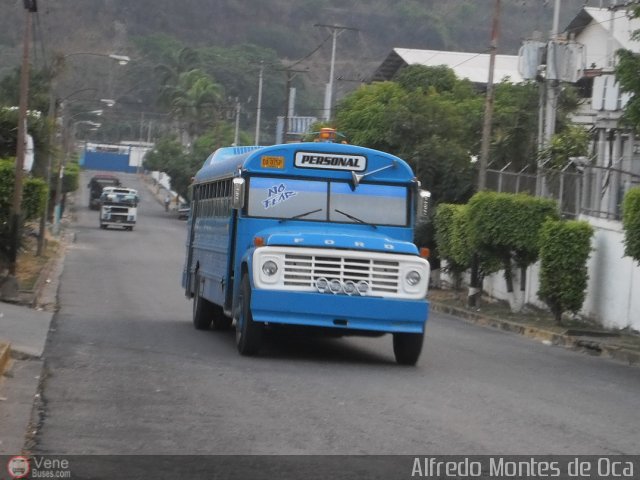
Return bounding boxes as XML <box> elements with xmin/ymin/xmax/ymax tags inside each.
<box><xmin>3</xmin><ymin>0</ymin><xmax>590</xmax><ymax>74</ymax></box>
<box><xmin>0</xmin><ymin>0</ymin><xmax>591</xmax><ymax>145</ymax></box>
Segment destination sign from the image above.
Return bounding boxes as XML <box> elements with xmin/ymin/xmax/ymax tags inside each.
<box><xmin>294</xmin><ymin>151</ymin><xmax>367</xmax><ymax>172</ymax></box>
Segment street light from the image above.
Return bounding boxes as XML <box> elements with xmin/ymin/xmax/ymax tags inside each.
<box><xmin>51</xmin><ymin>109</ymin><xmax>104</xmax><ymax>236</ymax></box>
<box><xmin>60</xmin><ymin>52</ymin><xmax>131</xmax><ymax>66</ymax></box>
<box><xmin>41</xmin><ymin>51</ymin><xmax>129</xmax><ymax>243</ymax></box>
<box><xmin>108</xmin><ymin>54</ymin><xmax>131</xmax><ymax>66</ymax></box>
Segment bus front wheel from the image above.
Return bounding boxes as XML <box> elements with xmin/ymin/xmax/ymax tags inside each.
<box><xmin>236</xmin><ymin>274</ymin><xmax>262</xmax><ymax>355</ymax></box>
<box><xmin>392</xmin><ymin>332</ymin><xmax>424</xmax><ymax>366</ymax></box>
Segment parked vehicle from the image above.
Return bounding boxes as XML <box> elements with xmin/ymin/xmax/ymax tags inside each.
<box><xmin>99</xmin><ymin>187</ymin><xmax>139</xmax><ymax>230</ymax></box>
<box><xmin>88</xmin><ymin>174</ymin><xmax>121</xmax><ymax>210</ymax></box>
<box><xmin>177</xmin><ymin>202</ymin><xmax>190</xmax><ymax>220</ymax></box>
<box><xmin>182</xmin><ymin>130</ymin><xmax>431</xmax><ymax>365</ymax></box>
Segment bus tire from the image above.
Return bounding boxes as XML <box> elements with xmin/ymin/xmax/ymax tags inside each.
<box><xmin>236</xmin><ymin>274</ymin><xmax>262</xmax><ymax>355</ymax></box>
<box><xmin>392</xmin><ymin>332</ymin><xmax>424</xmax><ymax>366</ymax></box>
<box><xmin>192</xmin><ymin>274</ymin><xmax>213</xmax><ymax>330</ymax></box>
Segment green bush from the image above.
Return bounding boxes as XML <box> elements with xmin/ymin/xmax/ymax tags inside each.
<box><xmin>23</xmin><ymin>177</ymin><xmax>47</xmax><ymax>220</ymax></box>
<box><xmin>0</xmin><ymin>159</ymin><xmax>48</xmax><ymax>221</ymax></box>
<box><xmin>435</xmin><ymin>203</ymin><xmax>472</xmax><ymax>275</ymax></box>
<box><xmin>538</xmin><ymin>219</ymin><xmax>594</xmax><ymax>324</ymax></box>
<box><xmin>63</xmin><ymin>162</ymin><xmax>80</xmax><ymax>194</ymax></box>
<box><xmin>622</xmin><ymin>187</ymin><xmax>640</xmax><ymax>264</ymax></box>
<box><xmin>0</xmin><ymin>158</ymin><xmax>49</xmax><ymax>269</ymax></box>
<box><xmin>467</xmin><ymin>191</ymin><xmax>558</xmax><ymax>294</ymax></box>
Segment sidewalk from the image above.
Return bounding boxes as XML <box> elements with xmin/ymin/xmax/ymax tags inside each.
<box><xmin>429</xmin><ymin>289</ymin><xmax>640</xmax><ymax>366</ymax></box>
<box><xmin>0</xmin><ymin>221</ymin><xmax>70</xmax><ymax>454</ymax></box>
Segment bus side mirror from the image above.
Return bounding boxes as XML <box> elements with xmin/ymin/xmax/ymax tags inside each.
<box><xmin>417</xmin><ymin>189</ymin><xmax>431</xmax><ymax>221</ymax></box>
<box><xmin>232</xmin><ymin>178</ymin><xmax>245</xmax><ymax>210</ymax></box>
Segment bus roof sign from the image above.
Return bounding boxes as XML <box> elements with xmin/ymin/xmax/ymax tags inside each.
<box><xmin>294</xmin><ymin>151</ymin><xmax>366</xmax><ymax>172</ymax></box>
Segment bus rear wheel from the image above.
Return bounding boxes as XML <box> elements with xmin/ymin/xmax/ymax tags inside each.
<box><xmin>236</xmin><ymin>274</ymin><xmax>262</xmax><ymax>355</ymax></box>
<box><xmin>392</xmin><ymin>332</ymin><xmax>424</xmax><ymax>366</ymax></box>
<box><xmin>192</xmin><ymin>273</ymin><xmax>214</xmax><ymax>330</ymax></box>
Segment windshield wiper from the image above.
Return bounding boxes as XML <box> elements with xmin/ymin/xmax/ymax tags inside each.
<box><xmin>280</xmin><ymin>208</ymin><xmax>323</xmax><ymax>222</ymax></box>
<box><xmin>334</xmin><ymin>209</ymin><xmax>377</xmax><ymax>229</ymax></box>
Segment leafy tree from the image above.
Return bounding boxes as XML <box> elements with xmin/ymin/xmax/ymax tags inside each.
<box><xmin>540</xmin><ymin>124</ymin><xmax>590</xmax><ymax>169</ymax></box>
<box><xmin>0</xmin><ymin>66</ymin><xmax>51</xmax><ymax>114</ymax></box>
<box><xmin>144</xmin><ymin>132</ymin><xmax>238</xmax><ymax>200</ymax></box>
<box><xmin>336</xmin><ymin>78</ymin><xmax>480</xmax><ymax>206</ymax></box>
<box><xmin>165</xmin><ymin>69</ymin><xmax>223</xmax><ymax>142</ymax></box>
<box><xmin>622</xmin><ymin>186</ymin><xmax>640</xmax><ymax>264</ymax></box>
<box><xmin>490</xmin><ymin>81</ymin><xmax>540</xmax><ymax>170</ymax></box>
<box><xmin>616</xmin><ymin>49</ymin><xmax>640</xmax><ymax>128</ymax></box>
<box><xmin>144</xmin><ymin>136</ymin><xmax>190</xmax><ymax>196</ymax></box>
<box><xmin>155</xmin><ymin>46</ymin><xmax>200</xmax><ymax>94</ymax></box>
<box><xmin>62</xmin><ymin>162</ymin><xmax>80</xmax><ymax>194</ymax></box>
<box><xmin>0</xmin><ymin>106</ymin><xmax>51</xmax><ymax>179</ymax></box>
<box><xmin>0</xmin><ymin>158</ymin><xmax>48</xmax><ymax>271</ymax></box>
<box><xmin>466</xmin><ymin>191</ymin><xmax>559</xmax><ymax>312</ymax></box>
<box><xmin>616</xmin><ymin>5</ymin><xmax>640</xmax><ymax>129</ymax></box>
<box><xmin>434</xmin><ymin>203</ymin><xmax>471</xmax><ymax>288</ymax></box>
<box><xmin>394</xmin><ymin>64</ymin><xmax>459</xmax><ymax>94</ymax></box>
<box><xmin>336</xmin><ymin>81</ymin><xmax>409</xmax><ymax>152</ymax></box>
<box><xmin>434</xmin><ymin>201</ymin><xmax>502</xmax><ymax>291</ymax></box>
<box><xmin>538</xmin><ymin>219</ymin><xmax>594</xmax><ymax>325</ymax></box>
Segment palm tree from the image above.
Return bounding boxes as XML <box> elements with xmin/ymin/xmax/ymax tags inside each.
<box><xmin>167</xmin><ymin>69</ymin><xmax>223</xmax><ymax>146</ymax></box>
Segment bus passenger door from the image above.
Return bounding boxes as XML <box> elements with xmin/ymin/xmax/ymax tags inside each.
<box><xmin>185</xmin><ymin>187</ymin><xmax>199</xmax><ymax>297</ymax></box>
<box><xmin>224</xmin><ymin>208</ymin><xmax>239</xmax><ymax>312</ymax></box>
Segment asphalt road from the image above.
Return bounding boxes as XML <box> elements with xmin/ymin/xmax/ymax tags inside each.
<box><xmin>32</xmin><ymin>172</ymin><xmax>640</xmax><ymax>457</ymax></box>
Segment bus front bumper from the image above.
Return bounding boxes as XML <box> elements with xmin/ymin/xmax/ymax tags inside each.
<box><xmin>250</xmin><ymin>289</ymin><xmax>428</xmax><ymax>334</ymax></box>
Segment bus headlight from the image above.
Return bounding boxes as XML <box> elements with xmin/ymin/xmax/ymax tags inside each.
<box><xmin>405</xmin><ymin>270</ymin><xmax>422</xmax><ymax>286</ymax></box>
<box><xmin>343</xmin><ymin>280</ymin><xmax>357</xmax><ymax>296</ymax></box>
<box><xmin>262</xmin><ymin>260</ymin><xmax>278</xmax><ymax>276</ymax></box>
<box><xmin>329</xmin><ymin>279</ymin><xmax>343</xmax><ymax>294</ymax></box>
<box><xmin>316</xmin><ymin>277</ymin><xmax>329</xmax><ymax>293</ymax></box>
<box><xmin>356</xmin><ymin>281</ymin><xmax>370</xmax><ymax>295</ymax></box>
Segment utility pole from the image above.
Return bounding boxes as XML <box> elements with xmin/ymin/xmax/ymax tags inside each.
<box><xmin>538</xmin><ymin>0</ymin><xmax>561</xmax><ymax>196</ymax></box>
<box><xmin>478</xmin><ymin>0</ymin><xmax>501</xmax><ymax>191</ymax></box>
<box><xmin>314</xmin><ymin>24</ymin><xmax>358</xmax><ymax>121</ymax></box>
<box><xmin>544</xmin><ymin>0</ymin><xmax>561</xmax><ymax>149</ymax></box>
<box><xmin>279</xmin><ymin>67</ymin><xmax>307</xmax><ymax>143</ymax></box>
<box><xmin>37</xmin><ymin>92</ymin><xmax>57</xmax><ymax>256</ymax></box>
<box><xmin>8</xmin><ymin>1</ymin><xmax>36</xmax><ymax>276</ymax></box>
<box><xmin>284</xmin><ymin>72</ymin><xmax>293</xmax><ymax>143</ymax></box>
<box><xmin>233</xmin><ymin>98</ymin><xmax>240</xmax><ymax>146</ymax></box>
<box><xmin>255</xmin><ymin>61</ymin><xmax>264</xmax><ymax>145</ymax></box>
<box><xmin>469</xmin><ymin>0</ymin><xmax>500</xmax><ymax>308</ymax></box>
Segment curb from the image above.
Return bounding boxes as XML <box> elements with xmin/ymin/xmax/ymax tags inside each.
<box><xmin>0</xmin><ymin>341</ymin><xmax>11</xmax><ymax>376</ymax></box>
<box><xmin>18</xmin><ymin>243</ymin><xmax>61</xmax><ymax>308</ymax></box>
<box><xmin>431</xmin><ymin>301</ymin><xmax>640</xmax><ymax>367</ymax></box>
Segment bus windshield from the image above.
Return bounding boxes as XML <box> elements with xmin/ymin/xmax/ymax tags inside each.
<box><xmin>246</xmin><ymin>176</ymin><xmax>408</xmax><ymax>226</ymax></box>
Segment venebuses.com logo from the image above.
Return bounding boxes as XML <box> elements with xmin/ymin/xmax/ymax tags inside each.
<box><xmin>6</xmin><ymin>456</ymin><xmax>30</xmax><ymax>479</ymax></box>
<box><xmin>6</xmin><ymin>455</ymin><xmax>72</xmax><ymax>479</ymax></box>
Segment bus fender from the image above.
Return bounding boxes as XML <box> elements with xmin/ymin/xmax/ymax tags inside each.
<box><xmin>234</xmin><ymin>250</ymin><xmax>255</xmax><ymax>308</ymax></box>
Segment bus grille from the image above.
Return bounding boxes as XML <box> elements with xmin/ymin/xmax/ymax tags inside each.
<box><xmin>282</xmin><ymin>253</ymin><xmax>400</xmax><ymax>294</ymax></box>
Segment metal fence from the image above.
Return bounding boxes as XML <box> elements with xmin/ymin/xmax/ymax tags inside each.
<box><xmin>486</xmin><ymin>164</ymin><xmax>640</xmax><ymax>220</ymax></box>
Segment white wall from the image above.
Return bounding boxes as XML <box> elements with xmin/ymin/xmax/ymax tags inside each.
<box><xmin>441</xmin><ymin>215</ymin><xmax>640</xmax><ymax>331</ymax></box>
<box><xmin>581</xmin><ymin>216</ymin><xmax>640</xmax><ymax>330</ymax></box>
<box><xmin>127</xmin><ymin>145</ymin><xmax>152</xmax><ymax>168</ymax></box>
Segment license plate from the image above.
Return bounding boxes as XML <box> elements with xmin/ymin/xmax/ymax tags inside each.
<box><xmin>261</xmin><ymin>156</ymin><xmax>284</xmax><ymax>169</ymax></box>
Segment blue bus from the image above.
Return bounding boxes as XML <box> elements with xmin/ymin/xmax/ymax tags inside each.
<box><xmin>182</xmin><ymin>131</ymin><xmax>431</xmax><ymax>365</ymax></box>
